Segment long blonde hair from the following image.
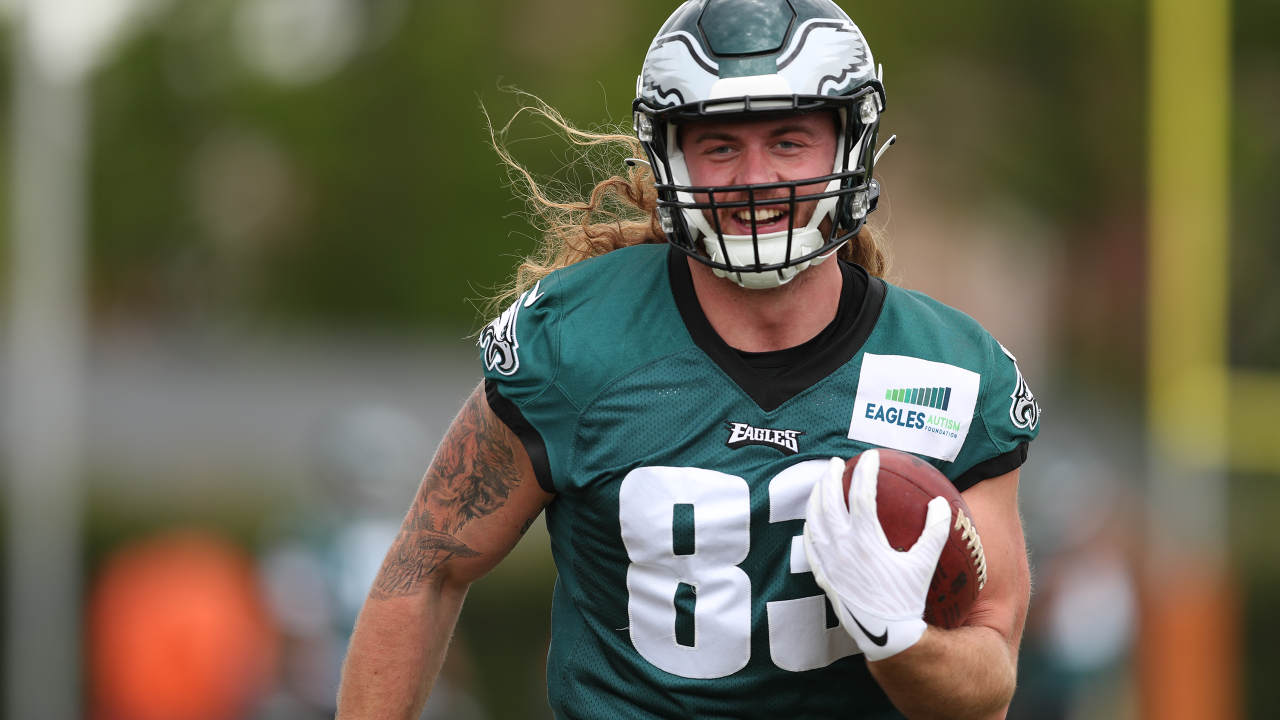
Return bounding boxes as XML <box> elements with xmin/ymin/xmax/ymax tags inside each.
<box><xmin>485</xmin><ymin>92</ymin><xmax>892</xmax><ymax>317</ymax></box>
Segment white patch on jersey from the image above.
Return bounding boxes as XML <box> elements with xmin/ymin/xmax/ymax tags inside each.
<box><xmin>847</xmin><ymin>354</ymin><xmax>981</xmax><ymax>463</ymax></box>
<box><xmin>999</xmin><ymin>344</ymin><xmax>1040</xmax><ymax>431</ymax></box>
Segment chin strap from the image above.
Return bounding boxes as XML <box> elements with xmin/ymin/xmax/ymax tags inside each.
<box><xmin>700</xmin><ymin>228</ymin><xmax>834</xmax><ymax>289</ymax></box>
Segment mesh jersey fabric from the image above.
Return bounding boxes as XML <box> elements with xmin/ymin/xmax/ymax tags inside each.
<box><xmin>479</xmin><ymin>243</ymin><xmax>1039</xmax><ymax>719</ymax></box>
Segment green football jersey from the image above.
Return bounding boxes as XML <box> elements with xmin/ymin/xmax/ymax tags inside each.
<box><xmin>479</xmin><ymin>244</ymin><xmax>1040</xmax><ymax>719</ymax></box>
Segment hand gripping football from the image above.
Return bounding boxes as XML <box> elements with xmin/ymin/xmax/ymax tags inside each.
<box><xmin>841</xmin><ymin>449</ymin><xmax>987</xmax><ymax>628</ymax></box>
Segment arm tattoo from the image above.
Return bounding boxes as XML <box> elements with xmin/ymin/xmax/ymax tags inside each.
<box><xmin>371</xmin><ymin>386</ymin><xmax>523</xmax><ymax>599</ymax></box>
<box><xmin>520</xmin><ymin>503</ymin><xmax>550</xmax><ymax>536</ymax></box>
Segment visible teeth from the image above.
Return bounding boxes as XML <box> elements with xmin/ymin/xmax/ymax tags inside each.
<box><xmin>734</xmin><ymin>208</ymin><xmax>785</xmax><ymax>223</ymax></box>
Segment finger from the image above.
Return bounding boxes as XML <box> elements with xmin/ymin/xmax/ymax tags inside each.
<box><xmin>922</xmin><ymin>495</ymin><xmax>952</xmax><ymax>534</ymax></box>
<box><xmin>805</xmin><ymin>460</ymin><xmax>842</xmax><ymax>543</ymax></box>
<box><xmin>849</xmin><ymin>450</ymin><xmax>894</xmax><ymax>549</ymax></box>
<box><xmin>818</xmin><ymin>456</ymin><xmax>850</xmax><ymax>525</ymax></box>
<box><xmin>803</xmin><ymin>498</ymin><xmax>830</xmax><ymax>548</ymax></box>
<box><xmin>849</xmin><ymin>449</ymin><xmax>880</xmax><ymax>521</ymax></box>
<box><xmin>801</xmin><ymin>525</ymin><xmax>828</xmax><ymax>589</ymax></box>
<box><xmin>906</xmin><ymin>496</ymin><xmax>952</xmax><ymax>564</ymax></box>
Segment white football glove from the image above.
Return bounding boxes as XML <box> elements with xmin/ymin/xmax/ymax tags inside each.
<box><xmin>802</xmin><ymin>451</ymin><xmax>952</xmax><ymax>661</ymax></box>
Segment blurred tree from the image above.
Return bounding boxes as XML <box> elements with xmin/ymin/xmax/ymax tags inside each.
<box><xmin>1232</xmin><ymin>0</ymin><xmax>1280</xmax><ymax>372</ymax></box>
<box><xmin>83</xmin><ymin>0</ymin><xmax>1159</xmax><ymax>339</ymax></box>
<box><xmin>857</xmin><ymin>0</ymin><xmax>1149</xmax><ymax>393</ymax></box>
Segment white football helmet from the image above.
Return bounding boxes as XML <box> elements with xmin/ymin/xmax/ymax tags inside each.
<box><xmin>634</xmin><ymin>0</ymin><xmax>887</xmax><ymax>289</ymax></box>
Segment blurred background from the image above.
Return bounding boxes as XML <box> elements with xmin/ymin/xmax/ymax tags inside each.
<box><xmin>0</xmin><ymin>0</ymin><xmax>1276</xmax><ymax>718</ymax></box>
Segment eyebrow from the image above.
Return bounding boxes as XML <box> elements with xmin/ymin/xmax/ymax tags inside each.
<box><xmin>686</xmin><ymin>124</ymin><xmax>818</xmax><ymax>145</ymax></box>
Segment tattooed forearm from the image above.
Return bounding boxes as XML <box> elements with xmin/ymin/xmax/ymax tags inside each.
<box><xmin>371</xmin><ymin>386</ymin><xmax>523</xmax><ymax>600</ymax></box>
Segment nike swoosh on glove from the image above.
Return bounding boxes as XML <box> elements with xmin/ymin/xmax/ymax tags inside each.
<box><xmin>802</xmin><ymin>450</ymin><xmax>951</xmax><ymax>661</ymax></box>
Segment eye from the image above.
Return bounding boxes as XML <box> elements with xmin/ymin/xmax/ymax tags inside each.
<box><xmin>776</xmin><ymin>140</ymin><xmax>800</xmax><ymax>150</ymax></box>
<box><xmin>711</xmin><ymin>145</ymin><xmax>734</xmax><ymax>154</ymax></box>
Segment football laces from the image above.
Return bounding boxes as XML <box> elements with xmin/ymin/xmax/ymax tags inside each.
<box><xmin>953</xmin><ymin>511</ymin><xmax>988</xmax><ymax>590</ymax></box>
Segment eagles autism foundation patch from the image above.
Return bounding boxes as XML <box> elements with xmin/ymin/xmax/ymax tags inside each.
<box><xmin>848</xmin><ymin>354</ymin><xmax>981</xmax><ymax>462</ymax></box>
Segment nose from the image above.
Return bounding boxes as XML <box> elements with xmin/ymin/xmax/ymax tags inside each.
<box><xmin>735</xmin><ymin>142</ymin><xmax>779</xmax><ymax>187</ymax></box>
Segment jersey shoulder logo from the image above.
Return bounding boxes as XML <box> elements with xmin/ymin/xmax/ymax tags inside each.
<box><xmin>999</xmin><ymin>344</ymin><xmax>1040</xmax><ymax>431</ymax></box>
<box><xmin>478</xmin><ymin>280</ymin><xmax>545</xmax><ymax>377</ymax></box>
<box><xmin>724</xmin><ymin>422</ymin><xmax>804</xmax><ymax>455</ymax></box>
<box><xmin>848</xmin><ymin>354</ymin><xmax>981</xmax><ymax>463</ymax></box>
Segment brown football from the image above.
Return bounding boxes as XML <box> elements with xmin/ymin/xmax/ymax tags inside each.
<box><xmin>841</xmin><ymin>448</ymin><xmax>986</xmax><ymax>629</ymax></box>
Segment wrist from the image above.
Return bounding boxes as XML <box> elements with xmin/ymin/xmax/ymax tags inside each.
<box><xmin>863</xmin><ymin>623</ymin><xmax>937</xmax><ymax>667</ymax></box>
<box><xmin>838</xmin><ymin>606</ymin><xmax>927</xmax><ymax>662</ymax></box>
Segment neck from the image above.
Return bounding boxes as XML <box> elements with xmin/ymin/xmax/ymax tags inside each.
<box><xmin>687</xmin><ymin>256</ymin><xmax>843</xmax><ymax>352</ymax></box>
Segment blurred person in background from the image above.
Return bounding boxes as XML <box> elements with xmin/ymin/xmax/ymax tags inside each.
<box><xmin>257</xmin><ymin>406</ymin><xmax>483</xmax><ymax>719</ymax></box>
<box><xmin>1007</xmin><ymin>447</ymin><xmax>1139</xmax><ymax>720</ymax></box>
<box><xmin>338</xmin><ymin>1</ymin><xmax>1040</xmax><ymax>719</ymax></box>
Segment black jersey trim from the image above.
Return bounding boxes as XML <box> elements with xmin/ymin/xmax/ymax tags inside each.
<box><xmin>953</xmin><ymin>442</ymin><xmax>1029</xmax><ymax>493</ymax></box>
<box><xmin>732</xmin><ymin>261</ymin><xmax>858</xmax><ymax>381</ymax></box>
<box><xmin>667</xmin><ymin>246</ymin><xmax>886</xmax><ymax>412</ymax></box>
<box><xmin>485</xmin><ymin>378</ymin><xmax>556</xmax><ymax>494</ymax></box>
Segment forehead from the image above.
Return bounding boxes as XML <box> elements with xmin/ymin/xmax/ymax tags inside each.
<box><xmin>679</xmin><ymin>111</ymin><xmax>838</xmax><ymax>143</ymax></box>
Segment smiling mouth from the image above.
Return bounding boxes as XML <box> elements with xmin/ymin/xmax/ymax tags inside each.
<box><xmin>730</xmin><ymin>207</ymin><xmax>792</xmax><ymax>231</ymax></box>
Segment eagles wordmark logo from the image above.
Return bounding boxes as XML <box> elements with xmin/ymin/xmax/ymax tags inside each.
<box><xmin>724</xmin><ymin>422</ymin><xmax>804</xmax><ymax>455</ymax></box>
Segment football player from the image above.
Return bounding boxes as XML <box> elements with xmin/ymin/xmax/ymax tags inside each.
<box><xmin>338</xmin><ymin>1</ymin><xmax>1040</xmax><ymax>718</ymax></box>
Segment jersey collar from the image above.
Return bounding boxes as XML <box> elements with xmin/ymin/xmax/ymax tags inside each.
<box><xmin>667</xmin><ymin>245</ymin><xmax>887</xmax><ymax>412</ymax></box>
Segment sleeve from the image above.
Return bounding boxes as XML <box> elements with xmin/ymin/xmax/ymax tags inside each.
<box><xmin>948</xmin><ymin>337</ymin><xmax>1041</xmax><ymax>492</ymax></box>
<box><xmin>478</xmin><ymin>276</ymin><xmax>561</xmax><ymax>494</ymax></box>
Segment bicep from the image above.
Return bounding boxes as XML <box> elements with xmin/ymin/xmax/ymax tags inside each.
<box><xmin>370</xmin><ymin>382</ymin><xmax>555</xmax><ymax>600</ymax></box>
<box><xmin>959</xmin><ymin>469</ymin><xmax>1030</xmax><ymax>653</ymax></box>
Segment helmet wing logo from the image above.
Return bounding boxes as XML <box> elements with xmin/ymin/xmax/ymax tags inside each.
<box><xmin>642</xmin><ymin>31</ymin><xmax>719</xmax><ymax>109</ymax></box>
<box><xmin>776</xmin><ymin>20</ymin><xmax>872</xmax><ymax>96</ymax></box>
